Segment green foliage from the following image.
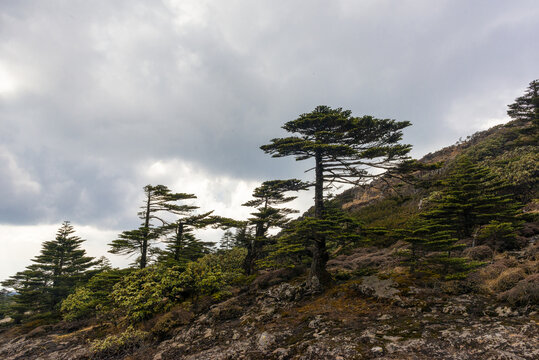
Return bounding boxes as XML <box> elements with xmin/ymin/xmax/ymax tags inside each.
<box><xmin>395</xmin><ymin>157</ymin><xmax>521</xmax><ymax>279</ymax></box>
<box><xmin>423</xmin><ymin>156</ymin><xmax>523</xmax><ymax>240</ymax></box>
<box><xmin>110</xmin><ymin>265</ymin><xmax>183</xmax><ymax>322</ymax></box>
<box><xmin>488</xmin><ymin>146</ymin><xmax>539</xmax><ymax>198</ymax></box>
<box><xmin>507</xmin><ymin>79</ymin><xmax>539</xmax><ymax>128</ymax></box>
<box><xmin>109</xmin><ymin>184</ymin><xmax>202</xmax><ymax>269</ymax></box>
<box><xmin>108</xmin><ymin>248</ymin><xmax>246</xmax><ymax>322</ymax></box>
<box><xmin>351</xmin><ymin>196</ymin><xmax>420</xmax><ymax>232</ymax></box>
<box><xmin>0</xmin><ymin>289</ymin><xmax>14</xmax><ymax>319</ymax></box>
<box><xmin>476</xmin><ymin>221</ymin><xmax>520</xmax><ymax>251</ymax></box>
<box><xmin>60</xmin><ymin>287</ymin><xmax>93</xmax><ymax>322</ymax></box>
<box><xmin>61</xmin><ymin>268</ymin><xmax>131</xmax><ymax>321</ymax></box>
<box><xmin>262</xmin><ymin>206</ymin><xmax>376</xmax><ymax>270</ymax></box>
<box><xmin>90</xmin><ymin>326</ymin><xmax>148</xmax><ymax>358</ymax></box>
<box><xmin>395</xmin><ymin>216</ymin><xmax>479</xmax><ymax>279</ymax></box>
<box><xmin>177</xmin><ymin>248</ymin><xmax>246</xmax><ymax>299</ymax></box>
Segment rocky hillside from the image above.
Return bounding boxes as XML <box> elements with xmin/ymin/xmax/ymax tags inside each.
<box><xmin>0</xmin><ymin>240</ymin><xmax>538</xmax><ymax>359</ymax></box>
<box><xmin>340</xmin><ymin>118</ymin><xmax>538</xmax><ymax>229</ymax></box>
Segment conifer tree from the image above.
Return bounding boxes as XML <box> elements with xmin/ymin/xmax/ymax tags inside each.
<box><xmin>2</xmin><ymin>222</ymin><xmax>96</xmax><ymax>319</ymax></box>
<box><xmin>109</xmin><ymin>185</ymin><xmax>199</xmax><ymax>268</ymax></box>
<box><xmin>158</xmin><ymin>199</ymin><xmax>216</xmax><ymax>267</ymax></box>
<box><xmin>241</xmin><ymin>179</ymin><xmax>308</xmax><ymax>274</ymax></box>
<box><xmin>423</xmin><ymin>156</ymin><xmax>522</xmax><ymax>243</ymax></box>
<box><xmin>507</xmin><ymin>79</ymin><xmax>539</xmax><ymax>127</ymax></box>
<box><xmin>396</xmin><ymin>217</ymin><xmax>478</xmax><ymax>278</ymax></box>
<box><xmin>261</xmin><ymin>106</ymin><xmax>411</xmax><ymax>287</ymax></box>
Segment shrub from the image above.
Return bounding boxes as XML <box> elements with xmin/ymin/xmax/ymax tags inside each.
<box><xmin>176</xmin><ymin>248</ymin><xmax>246</xmax><ymax>299</ymax></box>
<box><xmin>110</xmin><ymin>249</ymin><xmax>246</xmax><ymax>322</ymax></box>
<box><xmin>111</xmin><ymin>265</ymin><xmax>183</xmax><ymax>322</ymax></box>
<box><xmin>150</xmin><ymin>307</ymin><xmax>194</xmax><ymax>339</ymax></box>
<box><xmin>61</xmin><ymin>287</ymin><xmax>93</xmax><ymax>322</ymax></box>
<box><xmin>463</xmin><ymin>245</ymin><xmax>493</xmax><ymax>261</ymax></box>
<box><xmin>477</xmin><ymin>221</ymin><xmax>521</xmax><ymax>251</ymax></box>
<box><xmin>492</xmin><ymin>268</ymin><xmax>527</xmax><ymax>292</ymax></box>
<box><xmin>498</xmin><ymin>274</ymin><xmax>539</xmax><ymax>306</ymax></box>
<box><xmin>60</xmin><ymin>269</ymin><xmax>131</xmax><ymax>321</ymax></box>
<box><xmin>90</xmin><ymin>326</ymin><xmax>148</xmax><ymax>358</ymax></box>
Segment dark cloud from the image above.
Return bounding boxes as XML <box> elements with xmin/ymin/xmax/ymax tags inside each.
<box><xmin>0</xmin><ymin>0</ymin><xmax>537</xmax><ymax>227</ymax></box>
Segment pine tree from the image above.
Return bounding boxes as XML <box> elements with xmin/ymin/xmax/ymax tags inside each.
<box><xmin>261</xmin><ymin>106</ymin><xmax>411</xmax><ymax>288</ymax></box>
<box><xmin>2</xmin><ymin>222</ymin><xmax>96</xmax><ymax>319</ymax></box>
<box><xmin>507</xmin><ymin>79</ymin><xmax>539</xmax><ymax>127</ymax></box>
<box><xmin>158</xmin><ymin>202</ymin><xmax>216</xmax><ymax>267</ymax></box>
<box><xmin>241</xmin><ymin>179</ymin><xmax>308</xmax><ymax>274</ymax></box>
<box><xmin>423</xmin><ymin>156</ymin><xmax>522</xmax><ymax>243</ymax></box>
<box><xmin>397</xmin><ymin>217</ymin><xmax>477</xmax><ymax>279</ymax></box>
<box><xmin>109</xmin><ymin>185</ymin><xmax>199</xmax><ymax>268</ymax></box>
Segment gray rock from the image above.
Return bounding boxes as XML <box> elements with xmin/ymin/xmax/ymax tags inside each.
<box><xmin>257</xmin><ymin>331</ymin><xmax>275</xmax><ymax>352</ymax></box>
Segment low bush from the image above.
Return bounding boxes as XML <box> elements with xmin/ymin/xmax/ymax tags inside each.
<box><xmin>463</xmin><ymin>245</ymin><xmax>493</xmax><ymax>261</ymax></box>
<box><xmin>111</xmin><ymin>265</ymin><xmax>183</xmax><ymax>322</ymax></box>
<box><xmin>90</xmin><ymin>326</ymin><xmax>148</xmax><ymax>358</ymax></box>
<box><xmin>60</xmin><ymin>268</ymin><xmax>131</xmax><ymax>322</ymax></box>
<box><xmin>498</xmin><ymin>274</ymin><xmax>539</xmax><ymax>306</ymax></box>
<box><xmin>491</xmin><ymin>268</ymin><xmax>527</xmax><ymax>292</ymax></box>
<box><xmin>150</xmin><ymin>307</ymin><xmax>194</xmax><ymax>340</ymax></box>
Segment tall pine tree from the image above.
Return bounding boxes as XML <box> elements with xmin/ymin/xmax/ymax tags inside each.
<box><xmin>261</xmin><ymin>106</ymin><xmax>411</xmax><ymax>288</ymax></box>
<box><xmin>2</xmin><ymin>222</ymin><xmax>96</xmax><ymax>320</ymax></box>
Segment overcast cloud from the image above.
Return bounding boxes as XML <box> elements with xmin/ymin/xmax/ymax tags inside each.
<box><xmin>1</xmin><ymin>0</ymin><xmax>537</xmax><ymax>281</ymax></box>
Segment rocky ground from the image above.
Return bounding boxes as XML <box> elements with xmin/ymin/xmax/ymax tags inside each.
<box><xmin>1</xmin><ymin>271</ymin><xmax>537</xmax><ymax>360</ymax></box>
<box><xmin>1</xmin><ymin>241</ymin><xmax>538</xmax><ymax>360</ymax></box>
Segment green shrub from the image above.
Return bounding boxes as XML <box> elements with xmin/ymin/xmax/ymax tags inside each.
<box><xmin>60</xmin><ymin>268</ymin><xmax>130</xmax><ymax>321</ymax></box>
<box><xmin>109</xmin><ymin>249</ymin><xmax>245</xmax><ymax>322</ymax></box>
<box><xmin>61</xmin><ymin>287</ymin><xmax>93</xmax><ymax>321</ymax></box>
<box><xmin>176</xmin><ymin>248</ymin><xmax>246</xmax><ymax>299</ymax></box>
<box><xmin>111</xmin><ymin>265</ymin><xmax>183</xmax><ymax>322</ymax></box>
<box><xmin>477</xmin><ymin>221</ymin><xmax>521</xmax><ymax>251</ymax></box>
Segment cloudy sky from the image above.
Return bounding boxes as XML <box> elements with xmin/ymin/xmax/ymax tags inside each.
<box><xmin>1</xmin><ymin>0</ymin><xmax>537</xmax><ymax>281</ymax></box>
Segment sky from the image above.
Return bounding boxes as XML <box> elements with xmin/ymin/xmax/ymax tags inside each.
<box><xmin>1</xmin><ymin>0</ymin><xmax>537</xmax><ymax>282</ymax></box>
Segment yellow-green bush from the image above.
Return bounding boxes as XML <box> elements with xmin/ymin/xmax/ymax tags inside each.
<box><xmin>111</xmin><ymin>265</ymin><xmax>182</xmax><ymax>322</ymax></box>
<box><xmin>60</xmin><ymin>269</ymin><xmax>131</xmax><ymax>321</ymax></box>
<box><xmin>61</xmin><ymin>287</ymin><xmax>93</xmax><ymax>321</ymax></box>
<box><xmin>176</xmin><ymin>247</ymin><xmax>246</xmax><ymax>299</ymax></box>
<box><xmin>109</xmin><ymin>249</ymin><xmax>246</xmax><ymax>322</ymax></box>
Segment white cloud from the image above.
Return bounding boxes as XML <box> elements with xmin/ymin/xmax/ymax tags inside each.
<box><xmin>0</xmin><ymin>0</ymin><xmax>538</xmax><ymax>276</ymax></box>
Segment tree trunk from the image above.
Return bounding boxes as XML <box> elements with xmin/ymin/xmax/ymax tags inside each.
<box><xmin>308</xmin><ymin>151</ymin><xmax>332</xmax><ymax>290</ymax></box>
<box><xmin>141</xmin><ymin>191</ymin><xmax>151</xmax><ymax>269</ymax></box>
<box><xmin>174</xmin><ymin>223</ymin><xmax>184</xmax><ymax>261</ymax></box>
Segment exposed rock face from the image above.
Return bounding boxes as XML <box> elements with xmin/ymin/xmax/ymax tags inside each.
<box><xmin>1</xmin><ymin>275</ymin><xmax>538</xmax><ymax>360</ymax></box>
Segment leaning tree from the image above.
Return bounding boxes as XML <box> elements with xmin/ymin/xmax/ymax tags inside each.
<box><xmin>261</xmin><ymin>105</ymin><xmax>412</xmax><ymax>288</ymax></box>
